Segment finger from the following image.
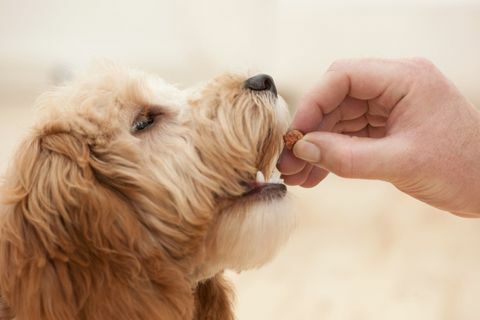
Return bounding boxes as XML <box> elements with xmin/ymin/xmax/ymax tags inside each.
<box><xmin>367</xmin><ymin>125</ymin><xmax>387</xmax><ymax>138</ymax></box>
<box><xmin>316</xmin><ymin>107</ymin><xmax>342</xmax><ymax>132</ymax></box>
<box><xmin>318</xmin><ymin>97</ymin><xmax>368</xmax><ymax>131</ymax></box>
<box><xmin>292</xmin><ymin>58</ymin><xmax>408</xmax><ymax>133</ymax></box>
<box><xmin>333</xmin><ymin>116</ymin><xmax>368</xmax><ymax>133</ymax></box>
<box><xmin>291</xmin><ymin>71</ymin><xmax>349</xmax><ymax>132</ymax></box>
<box><xmin>366</xmin><ymin>113</ymin><xmax>387</xmax><ymax>127</ymax></box>
<box><xmin>367</xmin><ymin>100</ymin><xmax>390</xmax><ymax>117</ymax></box>
<box><xmin>282</xmin><ymin>163</ymin><xmax>313</xmax><ymax>186</ymax></box>
<box><xmin>347</xmin><ymin>128</ymin><xmax>368</xmax><ymax>137</ymax></box>
<box><xmin>346</xmin><ymin>126</ymin><xmax>387</xmax><ymax>138</ymax></box>
<box><xmin>300</xmin><ymin>167</ymin><xmax>329</xmax><ymax>188</ymax></box>
<box><xmin>338</xmin><ymin>97</ymin><xmax>369</xmax><ymax>121</ymax></box>
<box><xmin>328</xmin><ymin>58</ymin><xmax>409</xmax><ymax>102</ymax></box>
<box><xmin>293</xmin><ymin>132</ymin><xmax>399</xmax><ymax>180</ymax></box>
<box><xmin>277</xmin><ymin>148</ymin><xmax>306</xmax><ymax>175</ymax></box>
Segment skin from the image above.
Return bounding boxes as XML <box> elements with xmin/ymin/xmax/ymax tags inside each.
<box><xmin>278</xmin><ymin>58</ymin><xmax>480</xmax><ymax>217</ymax></box>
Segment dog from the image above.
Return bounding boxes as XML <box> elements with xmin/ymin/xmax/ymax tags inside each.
<box><xmin>0</xmin><ymin>65</ymin><xmax>295</xmax><ymax>320</ymax></box>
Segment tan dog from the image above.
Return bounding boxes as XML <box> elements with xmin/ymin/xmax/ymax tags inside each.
<box><xmin>0</xmin><ymin>65</ymin><xmax>295</xmax><ymax>320</ymax></box>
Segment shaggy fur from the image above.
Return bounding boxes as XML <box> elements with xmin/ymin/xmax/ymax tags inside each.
<box><xmin>0</xmin><ymin>65</ymin><xmax>294</xmax><ymax>319</ymax></box>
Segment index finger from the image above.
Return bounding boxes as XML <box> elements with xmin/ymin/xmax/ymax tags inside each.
<box><xmin>291</xmin><ymin>58</ymin><xmax>408</xmax><ymax>133</ymax></box>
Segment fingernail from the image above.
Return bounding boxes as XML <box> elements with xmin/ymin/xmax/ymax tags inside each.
<box><xmin>293</xmin><ymin>140</ymin><xmax>321</xmax><ymax>163</ymax></box>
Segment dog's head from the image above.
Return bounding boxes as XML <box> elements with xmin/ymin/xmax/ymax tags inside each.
<box><xmin>0</xmin><ymin>66</ymin><xmax>294</xmax><ymax>319</ymax></box>
<box><xmin>187</xmin><ymin>73</ymin><xmax>294</xmax><ymax>279</ymax></box>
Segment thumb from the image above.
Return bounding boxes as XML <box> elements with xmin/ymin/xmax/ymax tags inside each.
<box><xmin>292</xmin><ymin>132</ymin><xmax>397</xmax><ymax>180</ymax></box>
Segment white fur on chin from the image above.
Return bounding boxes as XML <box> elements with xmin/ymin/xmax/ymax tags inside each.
<box><xmin>197</xmin><ymin>195</ymin><xmax>295</xmax><ymax>281</ymax></box>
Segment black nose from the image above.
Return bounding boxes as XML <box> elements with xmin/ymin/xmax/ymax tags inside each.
<box><xmin>245</xmin><ymin>74</ymin><xmax>277</xmax><ymax>97</ymax></box>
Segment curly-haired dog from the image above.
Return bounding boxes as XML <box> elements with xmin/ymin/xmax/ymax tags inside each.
<box><xmin>0</xmin><ymin>66</ymin><xmax>294</xmax><ymax>320</ymax></box>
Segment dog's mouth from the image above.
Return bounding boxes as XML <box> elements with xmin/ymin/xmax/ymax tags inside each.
<box><xmin>241</xmin><ymin>170</ymin><xmax>286</xmax><ymax>200</ymax></box>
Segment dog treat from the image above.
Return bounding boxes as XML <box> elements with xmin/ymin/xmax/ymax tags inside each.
<box><xmin>283</xmin><ymin>129</ymin><xmax>304</xmax><ymax>150</ymax></box>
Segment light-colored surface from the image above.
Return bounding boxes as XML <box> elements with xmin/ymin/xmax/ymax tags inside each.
<box><xmin>1</xmin><ymin>1</ymin><xmax>480</xmax><ymax>319</ymax></box>
<box><xmin>230</xmin><ymin>183</ymin><xmax>480</xmax><ymax>320</ymax></box>
<box><xmin>2</xmin><ymin>1</ymin><xmax>480</xmax><ymax>105</ymax></box>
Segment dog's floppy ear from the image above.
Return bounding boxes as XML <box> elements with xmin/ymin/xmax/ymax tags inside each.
<box><xmin>194</xmin><ymin>273</ymin><xmax>234</xmax><ymax>320</ymax></box>
<box><xmin>0</xmin><ymin>131</ymin><xmax>192</xmax><ymax>320</ymax></box>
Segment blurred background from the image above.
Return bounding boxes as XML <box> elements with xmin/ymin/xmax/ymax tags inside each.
<box><xmin>2</xmin><ymin>0</ymin><xmax>480</xmax><ymax>319</ymax></box>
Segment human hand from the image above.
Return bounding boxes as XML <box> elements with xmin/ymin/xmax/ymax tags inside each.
<box><xmin>278</xmin><ymin>58</ymin><xmax>480</xmax><ymax>217</ymax></box>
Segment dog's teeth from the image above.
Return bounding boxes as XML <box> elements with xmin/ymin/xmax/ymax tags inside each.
<box><xmin>256</xmin><ymin>169</ymin><xmax>284</xmax><ymax>184</ymax></box>
<box><xmin>270</xmin><ymin>170</ymin><xmax>281</xmax><ymax>181</ymax></box>
<box><xmin>256</xmin><ymin>171</ymin><xmax>265</xmax><ymax>183</ymax></box>
<box><xmin>268</xmin><ymin>168</ymin><xmax>283</xmax><ymax>184</ymax></box>
<box><xmin>268</xmin><ymin>178</ymin><xmax>284</xmax><ymax>184</ymax></box>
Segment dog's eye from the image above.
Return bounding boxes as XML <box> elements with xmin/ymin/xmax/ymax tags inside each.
<box><xmin>132</xmin><ymin>114</ymin><xmax>155</xmax><ymax>132</ymax></box>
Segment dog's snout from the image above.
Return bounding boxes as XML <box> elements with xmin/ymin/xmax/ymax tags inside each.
<box><xmin>245</xmin><ymin>74</ymin><xmax>277</xmax><ymax>97</ymax></box>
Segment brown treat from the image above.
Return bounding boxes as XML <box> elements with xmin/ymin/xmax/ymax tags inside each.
<box><xmin>283</xmin><ymin>129</ymin><xmax>304</xmax><ymax>150</ymax></box>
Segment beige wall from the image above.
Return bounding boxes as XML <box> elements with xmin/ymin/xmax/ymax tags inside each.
<box><xmin>1</xmin><ymin>1</ymin><xmax>480</xmax><ymax>103</ymax></box>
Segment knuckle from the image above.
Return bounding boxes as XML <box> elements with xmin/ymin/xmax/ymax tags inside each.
<box><xmin>406</xmin><ymin>57</ymin><xmax>437</xmax><ymax>74</ymax></box>
<box><xmin>403</xmin><ymin>57</ymin><xmax>450</xmax><ymax>91</ymax></box>
<box><xmin>328</xmin><ymin>59</ymin><xmax>350</xmax><ymax>71</ymax></box>
<box><xmin>409</xmin><ymin>56</ymin><xmax>434</xmax><ymax>68</ymax></box>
